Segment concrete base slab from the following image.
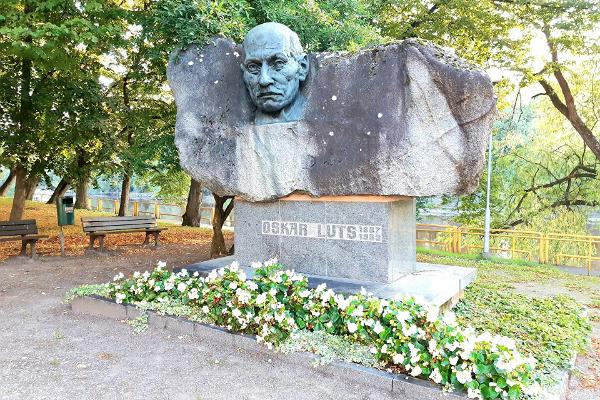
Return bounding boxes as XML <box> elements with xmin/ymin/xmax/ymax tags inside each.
<box><xmin>182</xmin><ymin>257</ymin><xmax>475</xmax><ymax>311</ymax></box>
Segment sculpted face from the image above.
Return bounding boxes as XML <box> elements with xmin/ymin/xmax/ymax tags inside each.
<box><xmin>241</xmin><ymin>23</ymin><xmax>308</xmax><ymax>122</ymax></box>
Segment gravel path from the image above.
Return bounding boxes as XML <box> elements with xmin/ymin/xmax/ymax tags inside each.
<box><xmin>0</xmin><ymin>244</ymin><xmax>397</xmax><ymax>400</ymax></box>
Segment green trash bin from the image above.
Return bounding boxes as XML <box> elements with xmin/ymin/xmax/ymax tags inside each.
<box><xmin>56</xmin><ymin>196</ymin><xmax>75</xmax><ymax>226</ymax></box>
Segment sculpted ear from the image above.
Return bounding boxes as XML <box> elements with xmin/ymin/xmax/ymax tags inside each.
<box><xmin>297</xmin><ymin>54</ymin><xmax>309</xmax><ymax>81</ymax></box>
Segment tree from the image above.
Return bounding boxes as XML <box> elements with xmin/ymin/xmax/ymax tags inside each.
<box><xmin>210</xmin><ymin>194</ymin><xmax>234</xmax><ymax>257</ymax></box>
<box><xmin>0</xmin><ymin>168</ymin><xmax>15</xmax><ymax>196</ymax></box>
<box><xmin>456</xmin><ymin>99</ymin><xmax>599</xmax><ymax>232</ymax></box>
<box><xmin>46</xmin><ymin>178</ymin><xmax>70</xmax><ymax>205</ymax></box>
<box><xmin>182</xmin><ymin>179</ymin><xmax>203</xmax><ymax>227</ymax></box>
<box><xmin>0</xmin><ymin>0</ymin><xmax>123</xmax><ymax>220</ymax></box>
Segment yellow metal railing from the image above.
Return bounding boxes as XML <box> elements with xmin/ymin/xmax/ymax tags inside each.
<box><xmin>416</xmin><ymin>224</ymin><xmax>599</xmax><ymax>275</ymax></box>
<box><xmin>89</xmin><ymin>196</ymin><xmax>235</xmax><ymax>227</ymax></box>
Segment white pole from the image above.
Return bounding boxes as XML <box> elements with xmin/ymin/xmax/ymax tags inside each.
<box><xmin>483</xmin><ymin>130</ymin><xmax>493</xmax><ymax>258</ymax></box>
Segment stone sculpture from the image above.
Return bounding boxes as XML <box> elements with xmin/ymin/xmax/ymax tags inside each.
<box><xmin>241</xmin><ymin>22</ymin><xmax>309</xmax><ymax>125</ymax></box>
<box><xmin>168</xmin><ymin>23</ymin><xmax>496</xmax><ymax>202</ymax></box>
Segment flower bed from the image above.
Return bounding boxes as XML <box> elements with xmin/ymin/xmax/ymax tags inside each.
<box><xmin>101</xmin><ymin>260</ymin><xmax>539</xmax><ymax>399</ymax></box>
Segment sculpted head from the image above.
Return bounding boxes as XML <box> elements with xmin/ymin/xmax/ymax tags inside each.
<box><xmin>241</xmin><ymin>23</ymin><xmax>309</xmax><ymax>123</ymax></box>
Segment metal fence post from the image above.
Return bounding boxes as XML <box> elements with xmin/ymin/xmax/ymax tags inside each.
<box><xmin>588</xmin><ymin>237</ymin><xmax>593</xmax><ymax>276</ymax></box>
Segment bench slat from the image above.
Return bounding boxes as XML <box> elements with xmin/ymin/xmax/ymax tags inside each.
<box><xmin>82</xmin><ymin>219</ymin><xmax>156</xmax><ymax>226</ymax></box>
<box><xmin>0</xmin><ymin>234</ymin><xmax>48</xmax><ymax>243</ymax></box>
<box><xmin>0</xmin><ymin>220</ymin><xmax>38</xmax><ymax>237</ymax></box>
<box><xmin>84</xmin><ymin>223</ymin><xmax>157</xmax><ymax>232</ymax></box>
<box><xmin>0</xmin><ymin>219</ymin><xmax>36</xmax><ymax>227</ymax></box>
<box><xmin>87</xmin><ymin>228</ymin><xmax>166</xmax><ymax>236</ymax></box>
<box><xmin>0</xmin><ymin>225</ymin><xmax>37</xmax><ymax>233</ymax></box>
<box><xmin>0</xmin><ymin>229</ymin><xmax>38</xmax><ymax>236</ymax></box>
<box><xmin>81</xmin><ymin>216</ymin><xmax>155</xmax><ymax>223</ymax></box>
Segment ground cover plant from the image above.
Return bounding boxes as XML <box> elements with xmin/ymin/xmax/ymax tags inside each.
<box><xmin>72</xmin><ymin>260</ymin><xmax>568</xmax><ymax>400</ymax></box>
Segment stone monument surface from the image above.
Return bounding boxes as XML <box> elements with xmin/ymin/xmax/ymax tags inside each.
<box><xmin>168</xmin><ymin>22</ymin><xmax>496</xmax><ymax>202</ymax></box>
<box><xmin>169</xmin><ymin>22</ymin><xmax>493</xmax><ymax>296</ymax></box>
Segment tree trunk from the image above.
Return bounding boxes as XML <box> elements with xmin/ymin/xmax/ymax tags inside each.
<box><xmin>210</xmin><ymin>194</ymin><xmax>234</xmax><ymax>257</ymax></box>
<box><xmin>182</xmin><ymin>179</ymin><xmax>203</xmax><ymax>227</ymax></box>
<box><xmin>25</xmin><ymin>177</ymin><xmax>38</xmax><ymax>200</ymax></box>
<box><xmin>0</xmin><ymin>169</ymin><xmax>16</xmax><ymax>196</ymax></box>
<box><xmin>47</xmin><ymin>178</ymin><xmax>69</xmax><ymax>204</ymax></box>
<box><xmin>74</xmin><ymin>177</ymin><xmax>89</xmax><ymax>209</ymax></box>
<box><xmin>9</xmin><ymin>166</ymin><xmax>30</xmax><ymax>221</ymax></box>
<box><xmin>118</xmin><ymin>173</ymin><xmax>131</xmax><ymax>216</ymax></box>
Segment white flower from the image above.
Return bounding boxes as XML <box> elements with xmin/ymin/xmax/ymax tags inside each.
<box><xmin>347</xmin><ymin>322</ymin><xmax>358</xmax><ymax>333</ymax></box>
<box><xmin>207</xmin><ymin>271</ymin><xmax>218</xmax><ymax>281</ymax></box>
<box><xmin>115</xmin><ymin>293</ymin><xmax>126</xmax><ymax>304</ymax></box>
<box><xmin>274</xmin><ymin>312</ymin><xmax>286</xmax><ymax>323</ymax></box>
<box><xmin>455</xmin><ymin>368</ymin><xmax>472</xmax><ymax>384</ymax></box>
<box><xmin>177</xmin><ymin>282</ymin><xmax>187</xmax><ymax>292</ymax></box>
<box><xmin>392</xmin><ymin>353</ymin><xmax>404</xmax><ymax>364</ymax></box>
<box><xmin>321</xmin><ymin>289</ymin><xmax>334</xmax><ymax>303</ymax></box>
<box><xmin>256</xmin><ymin>293</ymin><xmax>267</xmax><ymax>305</ymax></box>
<box><xmin>316</xmin><ymin>283</ymin><xmax>327</xmax><ymax>292</ymax></box>
<box><xmin>133</xmin><ymin>271</ymin><xmax>140</xmax><ymax>278</ymax></box>
<box><xmin>467</xmin><ymin>388</ymin><xmax>481</xmax><ymax>399</ymax></box>
<box><xmin>449</xmin><ymin>356</ymin><xmax>459</xmax><ymax>366</ymax></box>
<box><xmin>373</xmin><ymin>321</ymin><xmax>384</xmax><ymax>334</ymax></box>
<box><xmin>264</xmin><ymin>258</ymin><xmax>278</xmax><ymax>267</ymax></box>
<box><xmin>426</xmin><ymin>307</ymin><xmax>438</xmax><ymax>322</ymax></box>
<box><xmin>202</xmin><ymin>306</ymin><xmax>210</xmax><ymax>313</ymax></box>
<box><xmin>269</xmin><ymin>288</ymin><xmax>277</xmax><ymax>296</ymax></box>
<box><xmin>142</xmin><ymin>271</ymin><xmax>150</xmax><ymax>279</ymax></box>
<box><xmin>351</xmin><ymin>305</ymin><xmax>364</xmax><ymax>318</ymax></box>
<box><xmin>229</xmin><ymin>261</ymin><xmax>240</xmax><ymax>271</ymax></box>
<box><xmin>157</xmin><ymin>261</ymin><xmax>166</xmax><ymax>269</ymax></box>
<box><xmin>179</xmin><ymin>268</ymin><xmax>188</xmax><ymax>276</ymax></box>
<box><xmin>229</xmin><ymin>282</ymin><xmax>238</xmax><ymax>290</ymax></box>
<box><xmin>442</xmin><ymin>311</ymin><xmax>457</xmax><ymax>326</ymax></box>
<box><xmin>430</xmin><ymin>368</ymin><xmax>443</xmax><ymax>384</ymax></box>
<box><xmin>188</xmin><ymin>288</ymin><xmax>199</xmax><ymax>300</ymax></box>
<box><xmin>164</xmin><ymin>282</ymin><xmax>174</xmax><ymax>291</ymax></box>
<box><xmin>336</xmin><ymin>295</ymin><xmax>350</xmax><ymax>310</ymax></box>
<box><xmin>113</xmin><ymin>272</ymin><xmax>124</xmax><ymax>281</ymax></box>
<box><xmin>396</xmin><ymin>310</ymin><xmax>411</xmax><ymax>322</ymax></box>
<box><xmin>232</xmin><ymin>308</ymin><xmax>241</xmax><ymax>318</ymax></box>
<box><xmin>236</xmin><ymin>289</ymin><xmax>251</xmax><ymax>304</ymax></box>
<box><xmin>380</xmin><ymin>344</ymin><xmax>388</xmax><ymax>354</ymax></box>
<box><xmin>238</xmin><ymin>271</ymin><xmax>247</xmax><ymax>281</ymax></box>
<box><xmin>246</xmin><ymin>281</ymin><xmax>258</xmax><ymax>291</ymax></box>
<box><xmin>410</xmin><ymin>365</ymin><xmax>422</xmax><ymax>377</ymax></box>
<box><xmin>299</xmin><ymin>290</ymin><xmax>311</xmax><ymax>298</ymax></box>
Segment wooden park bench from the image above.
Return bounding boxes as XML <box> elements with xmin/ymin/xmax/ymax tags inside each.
<box><xmin>0</xmin><ymin>220</ymin><xmax>48</xmax><ymax>258</ymax></box>
<box><xmin>81</xmin><ymin>216</ymin><xmax>167</xmax><ymax>253</ymax></box>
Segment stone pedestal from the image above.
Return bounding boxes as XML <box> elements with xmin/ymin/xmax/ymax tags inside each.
<box><xmin>234</xmin><ymin>195</ymin><xmax>416</xmax><ymax>283</ymax></box>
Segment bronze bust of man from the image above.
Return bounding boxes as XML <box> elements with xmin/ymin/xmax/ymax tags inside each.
<box><xmin>241</xmin><ymin>22</ymin><xmax>309</xmax><ymax>125</ymax></box>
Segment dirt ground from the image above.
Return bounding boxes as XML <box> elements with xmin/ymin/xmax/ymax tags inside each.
<box><xmin>1</xmin><ymin>240</ymin><xmax>598</xmax><ymax>399</ymax></box>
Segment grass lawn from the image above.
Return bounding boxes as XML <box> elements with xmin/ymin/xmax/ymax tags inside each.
<box><xmin>419</xmin><ymin>248</ymin><xmax>598</xmax><ymax>385</ymax></box>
